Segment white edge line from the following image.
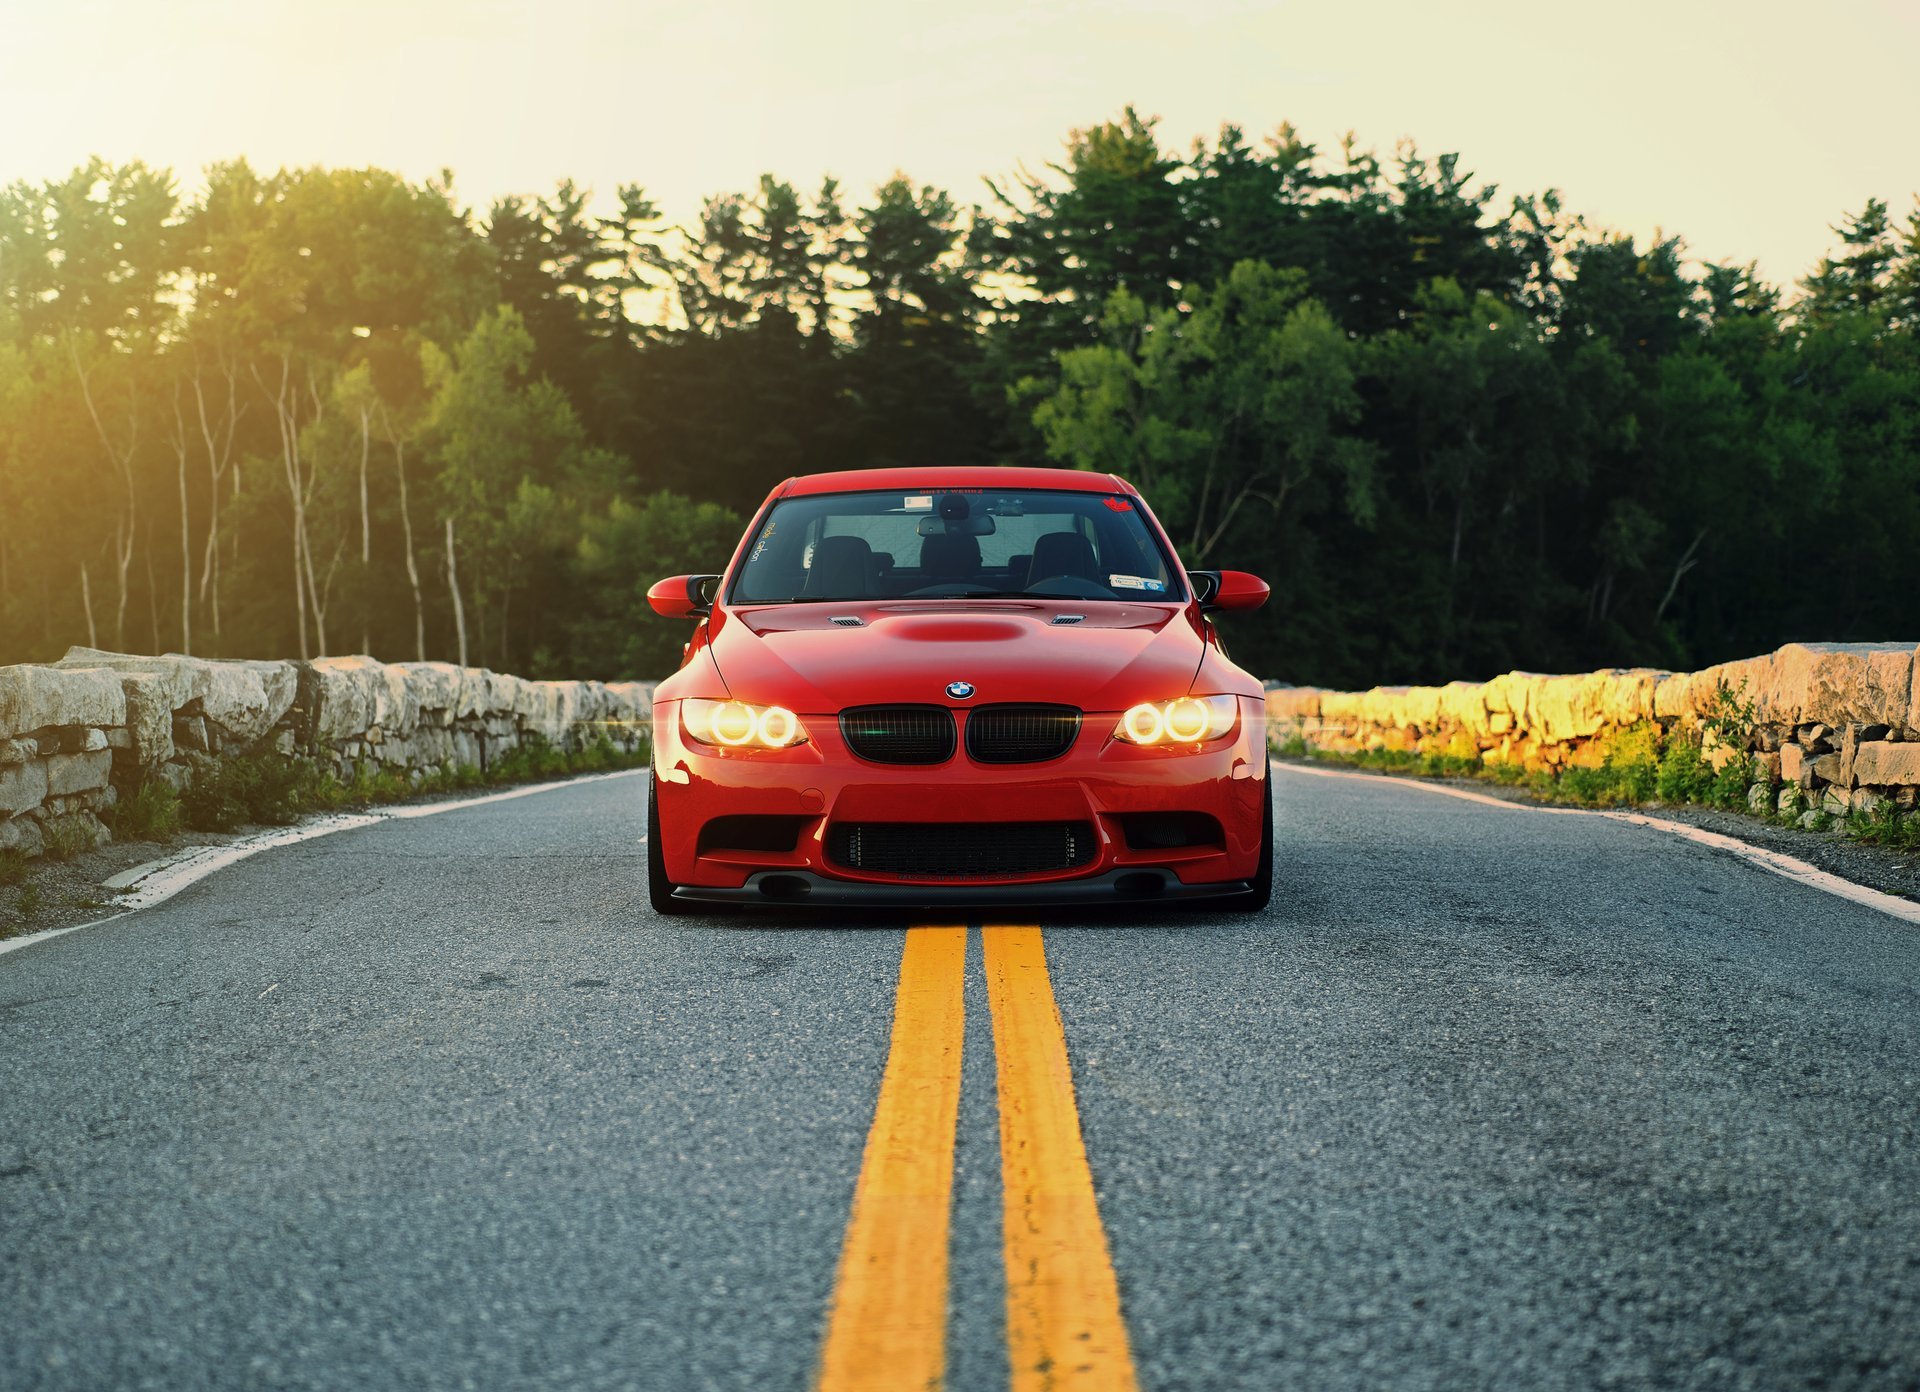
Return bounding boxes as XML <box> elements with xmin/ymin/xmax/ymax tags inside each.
<box><xmin>1272</xmin><ymin>760</ymin><xmax>1920</xmax><ymax>927</ymax></box>
<box><xmin>0</xmin><ymin>769</ymin><xmax>646</xmax><ymax>960</ymax></box>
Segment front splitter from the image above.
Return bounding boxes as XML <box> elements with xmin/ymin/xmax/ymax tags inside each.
<box><xmin>670</xmin><ymin>867</ymin><xmax>1250</xmax><ymax>908</ymax></box>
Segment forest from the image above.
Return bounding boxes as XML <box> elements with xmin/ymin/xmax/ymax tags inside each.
<box><xmin>1</xmin><ymin>109</ymin><xmax>1915</xmax><ymax>686</ymax></box>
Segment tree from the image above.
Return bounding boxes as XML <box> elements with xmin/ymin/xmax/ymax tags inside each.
<box><xmin>421</xmin><ymin>306</ymin><xmax>620</xmax><ymax>671</ymax></box>
<box><xmin>1033</xmin><ymin>261</ymin><xmax>1376</xmax><ymax>562</ymax></box>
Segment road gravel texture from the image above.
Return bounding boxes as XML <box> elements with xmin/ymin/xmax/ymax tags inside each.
<box><xmin>2</xmin><ymin>768</ymin><xmax>1916</xmax><ymax>1390</ymax></box>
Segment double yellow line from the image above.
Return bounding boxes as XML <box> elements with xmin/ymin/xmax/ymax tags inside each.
<box><xmin>816</xmin><ymin>925</ymin><xmax>1138</xmax><ymax>1392</ymax></box>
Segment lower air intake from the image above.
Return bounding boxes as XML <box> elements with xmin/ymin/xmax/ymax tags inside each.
<box><xmin>827</xmin><ymin>821</ymin><xmax>1096</xmax><ymax>879</ymax></box>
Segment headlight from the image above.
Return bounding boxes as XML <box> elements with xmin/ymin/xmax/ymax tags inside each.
<box><xmin>1114</xmin><ymin>695</ymin><xmax>1238</xmax><ymax>746</ymax></box>
<box><xmin>682</xmin><ymin>698</ymin><xmax>808</xmax><ymax>749</ymax></box>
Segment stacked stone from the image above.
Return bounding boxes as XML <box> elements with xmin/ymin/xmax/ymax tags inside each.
<box><xmin>0</xmin><ymin>648</ymin><xmax>654</xmax><ymax>859</ymax></box>
<box><xmin>0</xmin><ymin>666</ymin><xmax>125</xmax><ymax>856</ymax></box>
<box><xmin>1265</xmin><ymin>641</ymin><xmax>1920</xmax><ymax>812</ymax></box>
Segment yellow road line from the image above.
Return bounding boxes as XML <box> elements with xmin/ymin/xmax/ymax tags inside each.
<box><xmin>984</xmin><ymin>925</ymin><xmax>1140</xmax><ymax>1392</ymax></box>
<box><xmin>816</xmin><ymin>924</ymin><xmax>968</xmax><ymax>1392</ymax></box>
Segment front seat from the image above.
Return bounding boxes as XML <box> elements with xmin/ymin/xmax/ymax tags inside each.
<box><xmin>804</xmin><ymin>534</ymin><xmax>874</xmax><ymax>598</ymax></box>
<box><xmin>1026</xmin><ymin>532</ymin><xmax>1101</xmax><ymax>587</ymax></box>
<box><xmin>919</xmin><ymin>532</ymin><xmax>982</xmax><ymax>584</ymax></box>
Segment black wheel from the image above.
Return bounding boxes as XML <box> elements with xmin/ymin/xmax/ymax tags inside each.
<box><xmin>647</xmin><ymin>773</ymin><xmax>690</xmax><ymax>916</ymax></box>
<box><xmin>1227</xmin><ymin>760</ymin><xmax>1274</xmax><ymax>913</ymax></box>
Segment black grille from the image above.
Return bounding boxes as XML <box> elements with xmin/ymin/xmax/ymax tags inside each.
<box><xmin>827</xmin><ymin>821</ymin><xmax>1096</xmax><ymax>879</ymax></box>
<box><xmin>839</xmin><ymin>705</ymin><xmax>956</xmax><ymax>764</ymax></box>
<box><xmin>965</xmin><ymin>704</ymin><xmax>1082</xmax><ymax>763</ymax></box>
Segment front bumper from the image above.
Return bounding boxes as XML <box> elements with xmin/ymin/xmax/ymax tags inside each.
<box><xmin>671</xmin><ymin>868</ymin><xmax>1251</xmax><ymax>907</ymax></box>
<box><xmin>652</xmin><ymin>697</ymin><xmax>1267</xmax><ymax>901</ymax></box>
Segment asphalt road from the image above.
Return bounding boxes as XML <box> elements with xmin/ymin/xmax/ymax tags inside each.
<box><xmin>2</xmin><ymin>767</ymin><xmax>1917</xmax><ymax>1390</ymax></box>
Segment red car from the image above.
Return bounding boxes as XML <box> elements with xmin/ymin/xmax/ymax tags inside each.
<box><xmin>645</xmin><ymin>467</ymin><xmax>1272</xmax><ymax>912</ymax></box>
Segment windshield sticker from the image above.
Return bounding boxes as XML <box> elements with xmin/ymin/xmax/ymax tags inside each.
<box><xmin>1103</xmin><ymin>496</ymin><xmax>1134</xmax><ymax>512</ymax></box>
<box><xmin>1109</xmin><ymin>574</ymin><xmax>1165</xmax><ymax>592</ymax></box>
<box><xmin>903</xmin><ymin>495</ymin><xmax>933</xmax><ymax>510</ymax></box>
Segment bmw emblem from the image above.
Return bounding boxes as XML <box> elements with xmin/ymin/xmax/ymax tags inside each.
<box><xmin>945</xmin><ymin>681</ymin><xmax>975</xmax><ymax>700</ymax></box>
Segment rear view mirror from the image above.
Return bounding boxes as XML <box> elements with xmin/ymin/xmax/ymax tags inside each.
<box><xmin>915</xmin><ymin>515</ymin><xmax>996</xmax><ymax>538</ymax></box>
<box><xmin>648</xmin><ymin>574</ymin><xmax>721</xmax><ymax>619</ymax></box>
<box><xmin>1190</xmin><ymin>569</ymin><xmax>1269</xmax><ymax>612</ymax></box>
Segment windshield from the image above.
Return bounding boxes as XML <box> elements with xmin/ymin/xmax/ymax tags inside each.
<box><xmin>728</xmin><ymin>488</ymin><xmax>1184</xmax><ymax>604</ymax></box>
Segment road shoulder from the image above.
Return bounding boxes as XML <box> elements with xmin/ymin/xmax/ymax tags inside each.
<box><xmin>1274</xmin><ymin>756</ymin><xmax>1920</xmax><ymax>909</ymax></box>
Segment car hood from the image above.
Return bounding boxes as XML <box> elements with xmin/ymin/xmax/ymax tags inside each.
<box><xmin>707</xmin><ymin>601</ymin><xmax>1205</xmax><ymax>713</ymax></box>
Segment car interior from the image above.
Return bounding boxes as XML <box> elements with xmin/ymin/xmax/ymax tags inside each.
<box><xmin>736</xmin><ymin>492</ymin><xmax>1176</xmax><ymax>603</ymax></box>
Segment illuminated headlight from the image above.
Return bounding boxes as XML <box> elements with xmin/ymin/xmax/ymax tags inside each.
<box><xmin>682</xmin><ymin>699</ymin><xmax>807</xmax><ymax>750</ymax></box>
<box><xmin>1115</xmin><ymin>695</ymin><xmax>1238</xmax><ymax>746</ymax></box>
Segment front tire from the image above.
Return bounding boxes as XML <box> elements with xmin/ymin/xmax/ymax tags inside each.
<box><xmin>1226</xmin><ymin>761</ymin><xmax>1274</xmax><ymax>913</ymax></box>
<box><xmin>647</xmin><ymin>774</ymin><xmax>690</xmax><ymax>916</ymax></box>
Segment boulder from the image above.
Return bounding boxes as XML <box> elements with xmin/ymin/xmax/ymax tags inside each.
<box><xmin>119</xmin><ymin>671</ymin><xmax>176</xmax><ymax>769</ymax></box>
<box><xmin>1264</xmin><ymin>686</ymin><xmax>1322</xmax><ymax>723</ymax></box>
<box><xmin>0</xmin><ymin>664</ymin><xmax>126</xmax><ymax>739</ymax></box>
<box><xmin>202</xmin><ymin>660</ymin><xmax>300</xmax><ymax>744</ymax></box>
<box><xmin>1530</xmin><ymin>672</ymin><xmax>1619</xmax><ymax>744</ymax></box>
<box><xmin>45</xmin><ymin>749</ymin><xmax>113</xmax><ymax>798</ymax></box>
<box><xmin>1759</xmin><ymin>642</ymin><xmax>1914</xmax><ymax>730</ymax></box>
<box><xmin>1853</xmin><ymin>740</ymin><xmax>1920</xmax><ymax>788</ymax></box>
<box><xmin>0</xmin><ymin>813</ymin><xmax>44</xmax><ymax>857</ymax></box>
<box><xmin>302</xmin><ymin>656</ymin><xmax>416</xmax><ymax>745</ymax></box>
<box><xmin>392</xmin><ymin>662</ymin><xmax>465</xmax><ymax>720</ymax></box>
<box><xmin>454</xmin><ymin>667</ymin><xmax>514</xmax><ymax>720</ymax></box>
<box><xmin>1436</xmin><ymin>681</ymin><xmax>1489</xmax><ymax>735</ymax></box>
<box><xmin>1596</xmin><ymin>668</ymin><xmax>1665</xmax><ymax>727</ymax></box>
<box><xmin>54</xmin><ymin>649</ymin><xmax>297</xmax><ymax>746</ymax></box>
<box><xmin>1807</xmin><ymin>753</ymin><xmax>1845</xmax><ymax>786</ymax></box>
<box><xmin>0</xmin><ymin>759</ymin><xmax>50</xmax><ymax>817</ymax></box>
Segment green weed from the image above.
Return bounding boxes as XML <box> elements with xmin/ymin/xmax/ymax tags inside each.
<box><xmin>1705</xmin><ymin>680</ymin><xmax>1757</xmax><ymax>744</ymax></box>
<box><xmin>1655</xmin><ymin>740</ymin><xmax>1713</xmax><ymax>804</ymax></box>
<box><xmin>0</xmin><ymin>849</ymin><xmax>29</xmax><ymax>887</ymax></box>
<box><xmin>1853</xmin><ymin>802</ymin><xmax>1920</xmax><ymax>851</ymax></box>
<box><xmin>108</xmin><ymin>779</ymin><xmax>184</xmax><ymax>842</ymax></box>
<box><xmin>41</xmin><ymin>816</ymin><xmax>96</xmax><ymax>861</ymax></box>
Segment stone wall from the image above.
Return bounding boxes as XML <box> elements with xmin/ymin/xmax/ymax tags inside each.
<box><xmin>1265</xmin><ymin>641</ymin><xmax>1920</xmax><ymax>815</ymax></box>
<box><xmin>0</xmin><ymin>648</ymin><xmax>652</xmax><ymax>859</ymax></box>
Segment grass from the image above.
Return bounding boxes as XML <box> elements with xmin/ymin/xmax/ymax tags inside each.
<box><xmin>107</xmin><ymin>779</ymin><xmax>185</xmax><ymax>842</ymax></box>
<box><xmin>41</xmin><ymin>816</ymin><xmax>96</xmax><ymax>861</ymax></box>
<box><xmin>1850</xmin><ymin>800</ymin><xmax>1920</xmax><ymax>852</ymax></box>
<box><xmin>174</xmin><ymin>733</ymin><xmax>650</xmax><ymax>833</ymax></box>
<box><xmin>0</xmin><ymin>849</ymin><xmax>30</xmax><ymax>887</ymax></box>
<box><xmin>1284</xmin><ymin>723</ymin><xmax>1920</xmax><ymax>852</ymax></box>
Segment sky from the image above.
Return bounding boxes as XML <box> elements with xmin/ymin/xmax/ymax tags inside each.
<box><xmin>4</xmin><ymin>0</ymin><xmax>1915</xmax><ymax>290</ymax></box>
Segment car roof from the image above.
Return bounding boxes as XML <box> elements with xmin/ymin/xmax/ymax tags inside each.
<box><xmin>776</xmin><ymin>466</ymin><xmax>1134</xmax><ymax>498</ymax></box>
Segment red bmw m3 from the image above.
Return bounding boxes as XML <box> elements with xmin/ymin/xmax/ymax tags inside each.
<box><xmin>644</xmin><ymin>467</ymin><xmax>1272</xmax><ymax>912</ymax></box>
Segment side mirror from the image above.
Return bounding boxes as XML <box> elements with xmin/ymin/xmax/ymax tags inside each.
<box><xmin>648</xmin><ymin>574</ymin><xmax>721</xmax><ymax>619</ymax></box>
<box><xmin>1191</xmin><ymin>569</ymin><xmax>1268</xmax><ymax>612</ymax></box>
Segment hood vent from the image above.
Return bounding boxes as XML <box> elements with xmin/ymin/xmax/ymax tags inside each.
<box><xmin>1050</xmin><ymin>614</ymin><xmax>1085</xmax><ymax>625</ymax></box>
<box><xmin>830</xmin><ymin>615</ymin><xmax>864</xmax><ymax>627</ymax></box>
